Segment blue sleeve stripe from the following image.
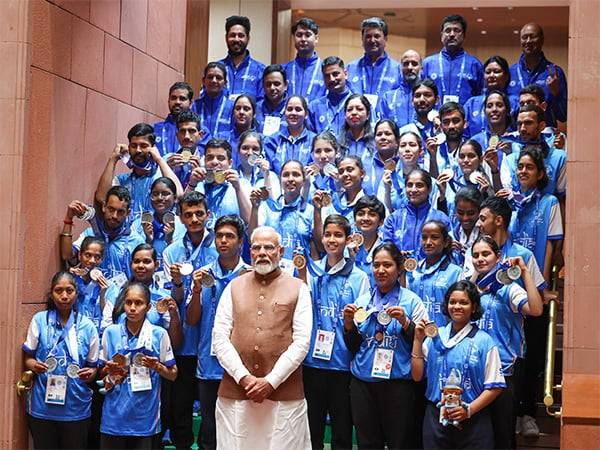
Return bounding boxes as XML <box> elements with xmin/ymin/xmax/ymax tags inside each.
<box><xmin>548</xmin><ymin>234</ymin><xmax>563</xmax><ymax>240</ymax></box>
<box><xmin>97</xmin><ymin>360</ymin><xmax>106</xmax><ymax>367</ymax></box>
<box><xmin>164</xmin><ymin>358</ymin><xmax>177</xmax><ymax>367</ymax></box>
<box><xmin>85</xmin><ymin>361</ymin><xmax>98</xmax><ymax>368</ymax></box>
<box><xmin>517</xmin><ymin>298</ymin><xmax>528</xmax><ymax>315</ymax></box>
<box><xmin>484</xmin><ymin>382</ymin><xmax>507</xmax><ymax>390</ymax></box>
<box><xmin>537</xmin><ymin>281</ymin><xmax>548</xmax><ymax>290</ymax></box>
<box><xmin>22</xmin><ymin>344</ymin><xmax>36</xmax><ymax>355</ymax></box>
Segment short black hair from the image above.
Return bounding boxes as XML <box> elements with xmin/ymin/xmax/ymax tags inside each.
<box><xmin>353</xmin><ymin>195</ymin><xmax>386</xmax><ymax>221</ymax></box>
<box><xmin>372</xmin><ymin>243</ymin><xmax>405</xmax><ymax>272</ymax></box>
<box><xmin>225</xmin><ymin>15</ymin><xmax>250</xmax><ymax>34</ymax></box>
<box><xmin>132</xmin><ymin>243</ymin><xmax>158</xmax><ymax>262</ymax></box>
<box><xmin>169</xmin><ymin>81</ymin><xmax>193</xmax><ymax>101</ymax></box>
<box><xmin>441</xmin><ymin>14</ymin><xmax>467</xmax><ymax>34</ymax></box>
<box><xmin>127</xmin><ymin>123</ymin><xmax>155</xmax><ymax>146</ymax></box>
<box><xmin>292</xmin><ymin>18</ymin><xmax>318</xmax><ymax>35</ymax></box>
<box><xmin>263</xmin><ymin>64</ymin><xmax>287</xmax><ymax>83</ymax></box>
<box><xmin>106</xmin><ymin>185</ymin><xmax>132</xmax><ymax>208</ymax></box>
<box><xmin>178</xmin><ymin>191</ymin><xmax>208</xmax><ymax>215</ymax></box>
<box><xmin>443</xmin><ymin>280</ymin><xmax>483</xmax><ymax>321</ymax></box>
<box><xmin>151</xmin><ymin>177</ymin><xmax>177</xmax><ymax>195</ymax></box>
<box><xmin>203</xmin><ymin>61</ymin><xmax>228</xmax><ymax>81</ymax></box>
<box><xmin>483</xmin><ymin>55</ymin><xmax>510</xmax><ymax>78</ymax></box>
<box><xmin>480</xmin><ymin>196</ymin><xmax>512</xmax><ymax>230</ymax></box>
<box><xmin>375</xmin><ymin>119</ymin><xmax>400</xmax><ymax>141</ymax></box>
<box><xmin>361</xmin><ymin>17</ymin><xmax>388</xmax><ymax>37</ymax></box>
<box><xmin>322</xmin><ymin>56</ymin><xmax>345</xmax><ymax>71</ymax></box>
<box><xmin>176</xmin><ymin>110</ymin><xmax>201</xmax><ymax>129</ymax></box>
<box><xmin>215</xmin><ymin>214</ymin><xmax>245</xmax><ymax>239</ymax></box>
<box><xmin>520</xmin><ymin>84</ymin><xmax>546</xmax><ymax>103</ymax></box>
<box><xmin>455</xmin><ymin>186</ymin><xmax>483</xmax><ymax>209</ymax></box>
<box><xmin>407</xmin><ymin>168</ymin><xmax>433</xmax><ymax>191</ymax></box>
<box><xmin>412</xmin><ymin>78</ymin><xmax>438</xmax><ymax>97</ymax></box>
<box><xmin>439</xmin><ymin>101</ymin><xmax>465</xmax><ymax>120</ymax></box>
<box><xmin>80</xmin><ymin>236</ymin><xmax>105</xmax><ymax>256</ymax></box>
<box><xmin>205</xmin><ymin>138</ymin><xmax>232</xmax><ymax>160</ymax></box>
<box><xmin>323</xmin><ymin>214</ymin><xmax>351</xmax><ymax>237</ymax></box>
<box><xmin>519</xmin><ymin>104</ymin><xmax>546</xmax><ymax>123</ymax></box>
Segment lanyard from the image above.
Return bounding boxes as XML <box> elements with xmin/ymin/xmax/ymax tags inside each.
<box><xmin>118</xmin><ymin>321</ymin><xmax>148</xmax><ymax>356</ymax></box>
<box><xmin>228</xmin><ymin>58</ymin><xmax>252</xmax><ymax>94</ymax></box>
<box><xmin>326</xmin><ymin>92</ymin><xmax>350</xmax><ymax>128</ymax></box>
<box><xmin>438</xmin><ymin>53</ymin><xmax>466</xmax><ymax>96</ymax></box>
<box><xmin>440</xmin><ymin>333</ymin><xmax>475</xmax><ymax>392</ymax></box>
<box><xmin>182</xmin><ymin>232</ymin><xmax>211</xmax><ymax>266</ymax></box>
<box><xmin>46</xmin><ymin>310</ymin><xmax>77</xmax><ymax>361</ymax></box>
<box><xmin>202</xmin><ymin>96</ymin><xmax>227</xmax><ymax>136</ymax></box>
<box><xmin>314</xmin><ymin>262</ymin><xmax>351</xmax><ymax>329</ymax></box>
<box><xmin>291</xmin><ymin>58</ymin><xmax>321</xmax><ymax>96</ymax></box>
<box><xmin>362</xmin><ymin>58</ymin><xmax>388</xmax><ymax>95</ymax></box>
<box><xmin>205</xmin><ymin>182</ymin><xmax>229</xmax><ymax>219</ymax></box>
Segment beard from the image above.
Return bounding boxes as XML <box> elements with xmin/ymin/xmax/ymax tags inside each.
<box><xmin>254</xmin><ymin>261</ymin><xmax>277</xmax><ymax>275</ymax></box>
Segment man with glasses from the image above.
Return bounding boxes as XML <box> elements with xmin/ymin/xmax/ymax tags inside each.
<box><xmin>422</xmin><ymin>14</ymin><xmax>483</xmax><ymax>105</ymax></box>
<box><xmin>213</xmin><ymin>226</ymin><xmax>313</xmax><ymax>449</ymax></box>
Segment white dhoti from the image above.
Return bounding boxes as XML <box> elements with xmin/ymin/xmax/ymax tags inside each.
<box><xmin>215</xmin><ymin>397</ymin><xmax>311</xmax><ymax>450</ymax></box>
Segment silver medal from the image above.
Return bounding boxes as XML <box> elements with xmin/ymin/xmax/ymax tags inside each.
<box><xmin>201</xmin><ymin>272</ymin><xmax>215</xmax><ymax>288</ymax></box>
<box><xmin>89</xmin><ymin>268</ymin><xmax>102</xmax><ymax>281</ymax></box>
<box><xmin>496</xmin><ymin>269</ymin><xmax>512</xmax><ymax>285</ymax></box>
<box><xmin>427</xmin><ymin>110</ymin><xmax>439</xmax><ymax>122</ymax></box>
<box><xmin>141</xmin><ymin>211</ymin><xmax>153</xmax><ymax>224</ymax></box>
<box><xmin>323</xmin><ymin>163</ymin><xmax>338</xmax><ymax>178</ymax></box>
<box><xmin>248</xmin><ymin>153</ymin><xmax>260</xmax><ymax>166</ymax></box>
<box><xmin>66</xmin><ymin>363</ymin><xmax>80</xmax><ymax>379</ymax></box>
<box><xmin>506</xmin><ymin>265</ymin><xmax>522</xmax><ymax>281</ymax></box>
<box><xmin>376</xmin><ymin>310</ymin><xmax>392</xmax><ymax>326</ymax></box>
<box><xmin>162</xmin><ymin>211</ymin><xmax>175</xmax><ymax>226</ymax></box>
<box><xmin>179</xmin><ymin>262</ymin><xmax>193</xmax><ymax>276</ymax></box>
<box><xmin>132</xmin><ymin>352</ymin><xmax>145</xmax><ymax>367</ymax></box>
<box><xmin>45</xmin><ymin>357</ymin><xmax>58</xmax><ymax>373</ymax></box>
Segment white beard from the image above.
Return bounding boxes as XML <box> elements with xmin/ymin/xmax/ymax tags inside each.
<box><xmin>255</xmin><ymin>261</ymin><xmax>277</xmax><ymax>275</ymax></box>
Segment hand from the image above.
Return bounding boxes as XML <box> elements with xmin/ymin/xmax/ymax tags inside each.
<box><xmin>105</xmin><ymin>360</ymin><xmax>127</xmax><ymax>377</ymax></box>
<box><xmin>66</xmin><ymin>200</ymin><xmax>88</xmax><ymax>220</ymax></box>
<box><xmin>425</xmin><ymin>137</ymin><xmax>438</xmax><ymax>155</ymax></box>
<box><xmin>450</xmin><ymin>240</ymin><xmax>464</xmax><ymax>253</ymax></box>
<box><xmin>142</xmin><ymin>356</ymin><xmax>162</xmax><ymax>371</ymax></box>
<box><xmin>495</xmin><ymin>188</ymin><xmax>511</xmax><ymax>199</ymax></box>
<box><xmin>414</xmin><ymin>319</ymin><xmax>427</xmax><ymax>342</ymax></box>
<box><xmin>387</xmin><ymin>305</ymin><xmax>408</xmax><ymax>327</ymax></box>
<box><xmin>188</xmin><ymin>167</ymin><xmax>206</xmax><ymax>186</ymax></box>
<box><xmin>225</xmin><ymin>169</ymin><xmax>240</xmax><ymax>188</ymax></box>
<box><xmin>258</xmin><ymin>158</ymin><xmax>271</xmax><ymax>173</ymax></box>
<box><xmin>170</xmin><ymin>263</ymin><xmax>183</xmax><ymax>286</ymax></box>
<box><xmin>245</xmin><ymin>377</ymin><xmax>274</xmax><ymax>403</ymax></box>
<box><xmin>167</xmin><ymin>153</ymin><xmax>184</xmax><ymax>169</ymax></box>
<box><xmin>382</xmin><ymin>169</ymin><xmax>392</xmax><ymax>187</ymax></box>
<box><xmin>553</xmin><ymin>131</ymin><xmax>565</xmax><ymax>149</ymax></box>
<box><xmin>304</xmin><ymin>164</ymin><xmax>319</xmax><ymax>178</ymax></box>
<box><xmin>546</xmin><ymin>64</ymin><xmax>560</xmax><ymax>97</ymax></box>
<box><xmin>445</xmin><ymin>405</ymin><xmax>469</xmax><ymax>422</ymax></box>
<box><xmin>96</xmin><ymin>274</ymin><xmax>110</xmax><ymax>291</ymax></box>
<box><xmin>483</xmin><ymin>149</ymin><xmax>499</xmax><ymax>172</ymax></box>
<box><xmin>191</xmin><ymin>268</ymin><xmax>209</xmax><ymax>292</ymax></box>
<box><xmin>77</xmin><ymin>367</ymin><xmax>96</xmax><ymax>382</ymax></box>
<box><xmin>148</xmin><ymin>146</ymin><xmax>161</xmax><ymax>161</ymax></box>
<box><xmin>189</xmin><ymin>155</ymin><xmax>201</xmax><ymax>169</ymax></box>
<box><xmin>250</xmin><ymin>188</ymin><xmax>266</xmax><ymax>207</ymax></box>
<box><xmin>165</xmin><ymin>297</ymin><xmax>180</xmax><ymax>315</ymax></box>
<box><xmin>239</xmin><ymin>374</ymin><xmax>258</xmax><ymax>391</ymax></box>
<box><xmin>312</xmin><ymin>190</ymin><xmax>327</xmax><ymax>210</ymax></box>
<box><xmin>163</xmin><ymin>220</ymin><xmax>175</xmax><ymax>239</ymax></box>
<box><xmin>112</xmin><ymin>144</ymin><xmax>128</xmax><ymax>162</ymax></box>
<box><xmin>471</xmin><ymin>172</ymin><xmax>490</xmax><ymax>191</ymax></box>
<box><xmin>342</xmin><ymin>304</ymin><xmax>358</xmax><ymax>330</ymax></box>
<box><xmin>142</xmin><ymin>220</ymin><xmax>154</xmax><ymax>241</ymax></box>
<box><xmin>31</xmin><ymin>360</ymin><xmax>49</xmax><ymax>374</ymax></box>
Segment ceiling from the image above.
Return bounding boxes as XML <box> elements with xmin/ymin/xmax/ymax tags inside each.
<box><xmin>291</xmin><ymin>6</ymin><xmax>569</xmax><ymax>45</ymax></box>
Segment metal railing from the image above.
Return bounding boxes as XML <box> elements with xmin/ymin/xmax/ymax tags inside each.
<box><xmin>544</xmin><ymin>265</ymin><xmax>562</xmax><ymax>418</ymax></box>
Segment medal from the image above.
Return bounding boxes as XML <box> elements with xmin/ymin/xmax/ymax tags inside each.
<box><xmin>427</xmin><ymin>110</ymin><xmax>439</xmax><ymax>122</ymax></box>
<box><xmin>181</xmin><ymin>149</ymin><xmax>192</xmax><ymax>162</ymax></box>
<box><xmin>162</xmin><ymin>211</ymin><xmax>175</xmax><ymax>226</ymax></box>
<box><xmin>435</xmin><ymin>133</ymin><xmax>446</xmax><ymax>145</ymax></box>
<box><xmin>469</xmin><ymin>171</ymin><xmax>481</xmax><ymax>184</ymax></box>
<box><xmin>156</xmin><ymin>298</ymin><xmax>169</xmax><ymax>314</ymax></box>
<box><xmin>374</xmin><ymin>331</ymin><xmax>384</xmax><ymax>343</ymax></box>
<box><xmin>507</xmin><ymin>265</ymin><xmax>522</xmax><ymax>281</ymax></box>
<box><xmin>496</xmin><ymin>269</ymin><xmax>512</xmax><ymax>285</ymax></box>
<box><xmin>141</xmin><ymin>211</ymin><xmax>153</xmax><ymax>224</ymax></box>
<box><xmin>201</xmin><ymin>272</ymin><xmax>215</xmax><ymax>288</ymax></box>
<box><xmin>308</xmin><ymin>163</ymin><xmax>319</xmax><ymax>174</ymax></box>
<box><xmin>424</xmin><ymin>322</ymin><xmax>439</xmax><ymax>338</ymax></box>
<box><xmin>214</xmin><ymin>171</ymin><xmax>226</xmax><ymax>184</ymax></box>
<box><xmin>248</xmin><ymin>153</ymin><xmax>260</xmax><ymax>166</ymax></box>
<box><xmin>440</xmin><ymin>168</ymin><xmax>454</xmax><ymax>180</ymax></box>
<box><xmin>179</xmin><ymin>262</ymin><xmax>193</xmax><ymax>276</ymax></box>
<box><xmin>404</xmin><ymin>257</ymin><xmax>418</xmax><ymax>272</ymax></box>
<box><xmin>89</xmin><ymin>268</ymin><xmax>102</xmax><ymax>281</ymax></box>
<box><xmin>112</xmin><ymin>353</ymin><xmax>126</xmax><ymax>367</ymax></box>
<box><xmin>45</xmin><ymin>357</ymin><xmax>58</xmax><ymax>373</ymax></box>
<box><xmin>132</xmin><ymin>352</ymin><xmax>145</xmax><ymax>367</ymax></box>
<box><xmin>384</xmin><ymin>160</ymin><xmax>397</xmax><ymax>171</ymax></box>
<box><xmin>323</xmin><ymin>163</ymin><xmax>338</xmax><ymax>178</ymax></box>
<box><xmin>205</xmin><ymin>170</ymin><xmax>215</xmax><ymax>184</ymax></box>
<box><xmin>353</xmin><ymin>307</ymin><xmax>369</xmax><ymax>324</ymax></box>
<box><xmin>292</xmin><ymin>254</ymin><xmax>306</xmax><ymax>270</ymax></box>
<box><xmin>349</xmin><ymin>233</ymin><xmax>364</xmax><ymax>248</ymax></box>
<box><xmin>321</xmin><ymin>192</ymin><xmax>331</xmax><ymax>207</ymax></box>
<box><xmin>489</xmin><ymin>135</ymin><xmax>500</xmax><ymax>148</ymax></box>
<box><xmin>66</xmin><ymin>363</ymin><xmax>80</xmax><ymax>379</ymax></box>
<box><xmin>376</xmin><ymin>310</ymin><xmax>392</xmax><ymax>326</ymax></box>
<box><xmin>77</xmin><ymin>205</ymin><xmax>95</xmax><ymax>221</ymax></box>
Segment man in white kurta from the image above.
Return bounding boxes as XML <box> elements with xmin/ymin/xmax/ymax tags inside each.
<box><xmin>213</xmin><ymin>226</ymin><xmax>313</xmax><ymax>450</ymax></box>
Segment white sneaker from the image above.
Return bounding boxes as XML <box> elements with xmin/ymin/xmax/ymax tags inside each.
<box><xmin>521</xmin><ymin>415</ymin><xmax>540</xmax><ymax>438</ymax></box>
<box><xmin>515</xmin><ymin>416</ymin><xmax>522</xmax><ymax>434</ymax></box>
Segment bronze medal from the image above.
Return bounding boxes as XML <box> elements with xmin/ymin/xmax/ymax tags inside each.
<box><xmin>384</xmin><ymin>160</ymin><xmax>397</xmax><ymax>171</ymax></box>
<box><xmin>321</xmin><ymin>192</ymin><xmax>332</xmax><ymax>206</ymax></box>
<box><xmin>404</xmin><ymin>257</ymin><xmax>418</xmax><ymax>272</ymax></box>
<box><xmin>374</xmin><ymin>331</ymin><xmax>384</xmax><ymax>343</ymax></box>
<box><xmin>156</xmin><ymin>298</ymin><xmax>169</xmax><ymax>314</ymax></box>
<box><xmin>424</xmin><ymin>322</ymin><xmax>439</xmax><ymax>338</ymax></box>
<box><xmin>292</xmin><ymin>254</ymin><xmax>307</xmax><ymax>270</ymax></box>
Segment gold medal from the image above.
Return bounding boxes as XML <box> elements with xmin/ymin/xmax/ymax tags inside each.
<box><xmin>214</xmin><ymin>171</ymin><xmax>226</xmax><ymax>184</ymax></box>
<box><xmin>404</xmin><ymin>257</ymin><xmax>418</xmax><ymax>272</ymax></box>
<box><xmin>489</xmin><ymin>135</ymin><xmax>500</xmax><ymax>148</ymax></box>
<box><xmin>292</xmin><ymin>254</ymin><xmax>306</xmax><ymax>270</ymax></box>
<box><xmin>353</xmin><ymin>307</ymin><xmax>369</xmax><ymax>324</ymax></box>
<box><xmin>156</xmin><ymin>298</ymin><xmax>169</xmax><ymax>314</ymax></box>
<box><xmin>181</xmin><ymin>149</ymin><xmax>192</xmax><ymax>162</ymax></box>
<box><xmin>424</xmin><ymin>322</ymin><xmax>439</xmax><ymax>338</ymax></box>
<box><xmin>308</xmin><ymin>163</ymin><xmax>319</xmax><ymax>174</ymax></box>
<box><xmin>384</xmin><ymin>160</ymin><xmax>397</xmax><ymax>171</ymax></box>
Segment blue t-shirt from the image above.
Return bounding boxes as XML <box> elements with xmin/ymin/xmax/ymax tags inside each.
<box><xmin>218</xmin><ymin>52</ymin><xmax>265</xmax><ymax>101</ymax></box>
<box><xmin>350</xmin><ymin>286</ymin><xmax>428</xmax><ymax>381</ymax></box>
<box><xmin>74</xmin><ymin>275</ymin><xmax>103</xmax><ymax>333</ymax></box>
<box><xmin>191</xmin><ymin>91</ymin><xmax>234</xmax><ymax>138</ymax></box>
<box><xmin>154</xmin><ymin>115</ymin><xmax>178</xmax><ymax>157</ymax></box>
<box><xmin>264</xmin><ymin>127</ymin><xmax>315</xmax><ymax>175</ymax></box>
<box><xmin>99</xmin><ymin>321</ymin><xmax>175</xmax><ymax>436</ymax></box>
<box><xmin>284</xmin><ymin>53</ymin><xmax>326</xmax><ymax>102</ymax></box>
<box><xmin>308</xmin><ymin>89</ymin><xmax>353</xmax><ymax>136</ymax></box>
<box><xmin>407</xmin><ymin>256</ymin><xmax>462</xmax><ymax>327</ymax></box>
<box><xmin>423</xmin><ymin>323</ymin><xmax>505</xmax><ymax>403</ymax></box>
<box><xmin>194</xmin><ymin>178</ymin><xmax>251</xmax><ymax>230</ymax></box>
<box><xmin>116</xmin><ymin>169</ymin><xmax>162</xmax><ymax>222</ymax></box>
<box><xmin>22</xmin><ymin>311</ymin><xmax>99</xmax><ymax>421</ymax></box>
<box><xmin>347</xmin><ymin>53</ymin><xmax>401</xmax><ymax>109</ymax></box>
<box><xmin>304</xmin><ymin>258</ymin><xmax>369</xmax><ymax>371</ymax></box>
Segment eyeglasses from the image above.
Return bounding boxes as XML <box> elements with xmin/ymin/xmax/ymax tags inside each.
<box><xmin>250</xmin><ymin>244</ymin><xmax>278</xmax><ymax>253</ymax></box>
